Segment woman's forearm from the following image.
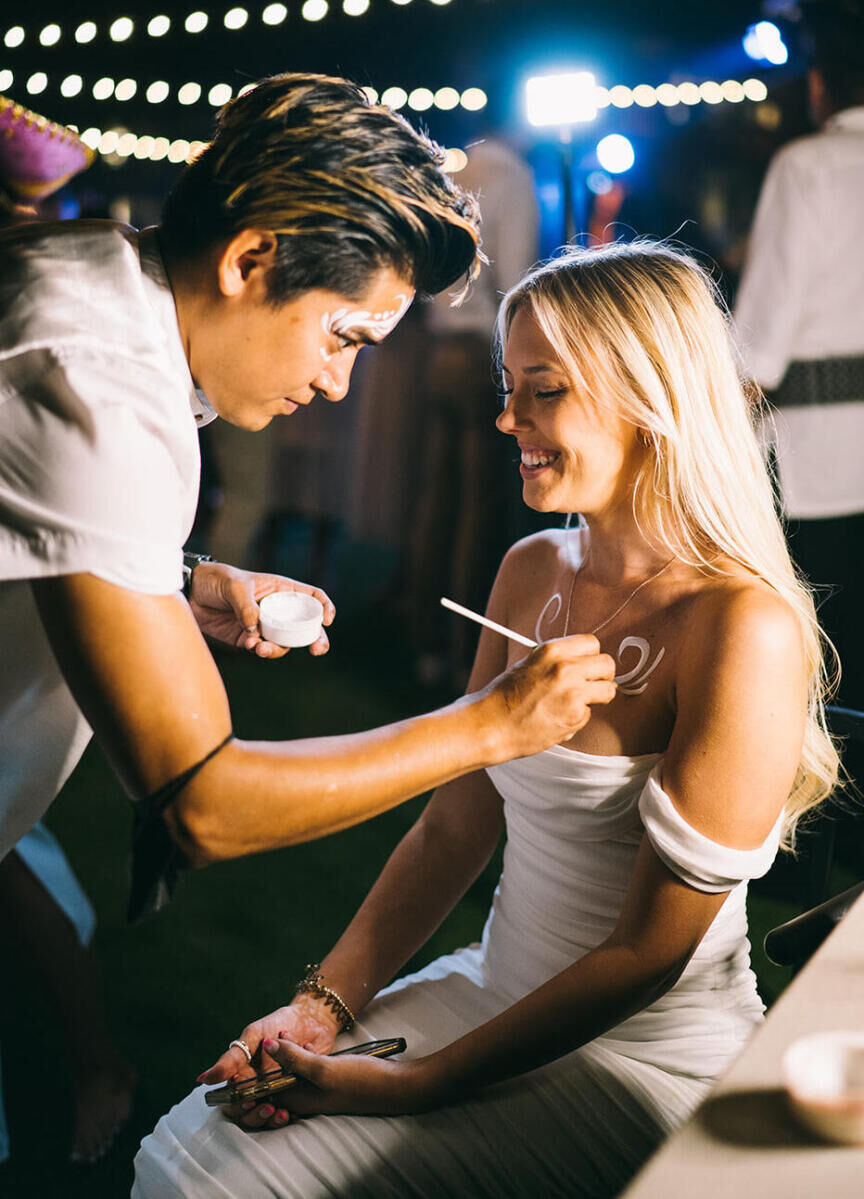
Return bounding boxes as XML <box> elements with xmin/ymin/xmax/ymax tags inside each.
<box><xmin>315</xmin><ymin>773</ymin><xmax>504</xmax><ymax>1015</ymax></box>
<box><xmin>421</xmin><ymin>940</ymin><xmax>684</xmax><ymax>1105</ymax></box>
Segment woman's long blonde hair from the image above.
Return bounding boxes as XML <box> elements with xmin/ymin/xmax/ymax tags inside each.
<box><xmin>497</xmin><ymin>240</ymin><xmax>839</xmax><ymax>847</ymax></box>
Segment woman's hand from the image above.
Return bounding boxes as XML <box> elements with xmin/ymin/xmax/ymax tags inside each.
<box><xmin>188</xmin><ymin>562</ymin><xmax>335</xmax><ymax>658</ymax></box>
<box><xmin>227</xmin><ymin>1038</ymin><xmax>442</xmax><ymax>1132</ymax></box>
<box><xmin>197</xmin><ymin>995</ymin><xmax>342</xmax><ymax>1091</ymax></box>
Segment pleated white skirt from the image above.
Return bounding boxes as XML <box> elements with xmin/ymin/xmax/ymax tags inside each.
<box><xmin>133</xmin><ymin>945</ymin><xmax>711</xmax><ymax>1199</ymax></box>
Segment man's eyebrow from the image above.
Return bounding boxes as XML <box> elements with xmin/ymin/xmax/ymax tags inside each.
<box><xmin>336</xmin><ymin>329</ymin><xmax>379</xmax><ymax>346</ymax></box>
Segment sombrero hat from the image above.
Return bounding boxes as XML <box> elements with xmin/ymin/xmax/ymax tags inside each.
<box><xmin>0</xmin><ymin>94</ymin><xmax>94</xmax><ymax>200</ymax></box>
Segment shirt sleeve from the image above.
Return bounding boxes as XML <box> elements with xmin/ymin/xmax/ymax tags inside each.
<box><xmin>638</xmin><ymin>764</ymin><xmax>783</xmax><ymax>893</ymax></box>
<box><xmin>734</xmin><ymin>143</ymin><xmax>819</xmax><ymax>390</ymax></box>
<box><xmin>0</xmin><ymin>344</ymin><xmax>188</xmax><ymax>593</ymax></box>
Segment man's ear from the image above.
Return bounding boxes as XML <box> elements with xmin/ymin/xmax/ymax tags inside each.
<box><xmin>217</xmin><ymin>229</ymin><xmax>278</xmax><ymax>298</ymax></box>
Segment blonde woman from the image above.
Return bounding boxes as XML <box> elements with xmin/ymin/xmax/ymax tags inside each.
<box><xmin>135</xmin><ymin>242</ymin><xmax>838</xmax><ymax>1199</ymax></box>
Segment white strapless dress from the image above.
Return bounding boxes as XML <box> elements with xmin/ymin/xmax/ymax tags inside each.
<box><xmin>133</xmin><ymin>746</ymin><xmax>779</xmax><ymax>1198</ymax></box>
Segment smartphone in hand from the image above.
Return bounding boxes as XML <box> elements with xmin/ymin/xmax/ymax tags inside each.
<box><xmin>204</xmin><ymin>1038</ymin><xmax>407</xmax><ymax>1107</ymax></box>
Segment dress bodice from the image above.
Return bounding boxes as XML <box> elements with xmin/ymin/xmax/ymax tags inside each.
<box><xmin>483</xmin><ymin>745</ymin><xmax>775</xmax><ymax>1073</ymax></box>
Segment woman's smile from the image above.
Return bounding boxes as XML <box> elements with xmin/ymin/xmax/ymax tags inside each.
<box><xmin>519</xmin><ymin>442</ymin><xmax>562</xmax><ymax>479</ymax></box>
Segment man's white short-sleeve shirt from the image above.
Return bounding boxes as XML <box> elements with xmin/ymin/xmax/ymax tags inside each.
<box><xmin>0</xmin><ymin>221</ymin><xmax>214</xmax><ymax>858</ymax></box>
<box><xmin>734</xmin><ymin>107</ymin><xmax>864</xmax><ymax>519</ymax></box>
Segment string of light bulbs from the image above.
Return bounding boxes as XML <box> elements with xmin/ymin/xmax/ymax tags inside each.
<box><xmin>68</xmin><ymin>123</ymin><xmax>469</xmax><ymax>170</ymax></box>
<box><xmin>0</xmin><ymin>0</ymin><xmax>456</xmax><ymax>51</ymax></box>
<box><xmin>0</xmin><ymin>64</ymin><xmax>769</xmax><ymax>115</ymax></box>
<box><xmin>0</xmin><ymin>67</ymin><xmax>489</xmax><ymax>113</ymax></box>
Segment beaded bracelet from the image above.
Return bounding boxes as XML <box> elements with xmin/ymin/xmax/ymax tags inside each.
<box><xmin>294</xmin><ymin>963</ymin><xmax>356</xmax><ymax>1032</ymax></box>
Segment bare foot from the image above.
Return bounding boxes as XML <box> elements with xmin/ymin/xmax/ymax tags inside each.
<box><xmin>69</xmin><ymin>1055</ymin><xmax>137</xmax><ymax>1164</ymax></box>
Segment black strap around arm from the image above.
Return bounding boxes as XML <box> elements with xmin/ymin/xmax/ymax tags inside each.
<box><xmin>127</xmin><ymin>732</ymin><xmax>233</xmax><ymax>924</ymax></box>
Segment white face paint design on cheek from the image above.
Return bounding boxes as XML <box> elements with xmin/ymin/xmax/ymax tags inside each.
<box><xmin>321</xmin><ymin>292</ymin><xmax>413</xmax><ymax>342</ymax></box>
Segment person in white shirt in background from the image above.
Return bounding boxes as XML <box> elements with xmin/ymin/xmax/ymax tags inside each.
<box><xmin>407</xmin><ymin>135</ymin><xmax>540</xmax><ymax>688</ymax></box>
<box><xmin>734</xmin><ymin>0</ymin><xmax>864</xmax><ymax>710</ymax></box>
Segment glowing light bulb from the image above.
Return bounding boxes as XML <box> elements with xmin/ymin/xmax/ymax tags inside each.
<box><xmin>178</xmin><ymin>82</ymin><xmax>202</xmax><ymax>105</ymax></box>
<box><xmin>655</xmin><ymin>83</ymin><xmax>679</xmax><ymax>107</ymax></box>
<box><xmin>302</xmin><ymin>0</ymin><xmax>328</xmax><ymax>19</ymax></box>
<box><xmin>168</xmin><ymin>139</ymin><xmax>191</xmax><ymax>163</ymax></box>
<box><xmin>596</xmin><ymin>133</ymin><xmax>634</xmax><ymax>174</ymax></box>
<box><xmin>115</xmin><ymin>78</ymin><xmax>137</xmax><ymax>101</ymax></box>
<box><xmin>721</xmin><ymin>80</ymin><xmax>745</xmax><ymax>103</ymax></box>
<box><xmin>185</xmin><ymin>12</ymin><xmax>209</xmax><ymax>33</ymax></box>
<box><xmin>362</xmin><ymin>86</ymin><xmax>379</xmax><ymax>103</ymax></box>
<box><xmin>699</xmin><ymin>81</ymin><xmax>723</xmax><ymax>105</ymax></box>
<box><xmin>99</xmin><ymin>130</ymin><xmax>120</xmax><ymax>154</ymax></box>
<box><xmin>677</xmin><ymin>82</ymin><xmax>701</xmax><ymax>105</ymax></box>
<box><xmin>442</xmin><ymin>147</ymin><xmax>467</xmax><ymax>173</ymax></box>
<box><xmin>134</xmin><ymin>135</ymin><xmax>155</xmax><ymax>159</ymax></box>
<box><xmin>434</xmin><ymin>86</ymin><xmax>459</xmax><ymax>110</ymax></box>
<box><xmin>381</xmin><ymin>86</ymin><xmax>407</xmax><ymax>109</ymax></box>
<box><xmin>26</xmin><ymin>72</ymin><xmax>47</xmax><ymax>95</ymax></box>
<box><xmin>344</xmin><ymin>0</ymin><xmax>370</xmax><ymax>12</ymax></box>
<box><xmin>151</xmin><ymin>137</ymin><xmax>170</xmax><ymax>161</ymax></box>
<box><xmin>208</xmin><ymin>83</ymin><xmax>232</xmax><ymax>106</ymax></box>
<box><xmin>224</xmin><ymin>7</ymin><xmax>248</xmax><ymax>28</ymax></box>
<box><xmin>61</xmin><ymin>74</ymin><xmax>83</xmax><ymax>98</ymax></box>
<box><xmin>4</xmin><ymin>26</ymin><xmax>25</xmax><ymax>48</ymax></box>
<box><xmin>93</xmin><ymin>77</ymin><xmax>115</xmax><ymax>101</ymax></box>
<box><xmin>148</xmin><ymin>15</ymin><xmax>171</xmax><ymax>36</ymax></box>
<box><xmin>39</xmin><ymin>24</ymin><xmax>62</xmax><ymax>47</ymax></box>
<box><xmin>147</xmin><ymin>80</ymin><xmax>170</xmax><ymax>104</ymax></box>
<box><xmin>81</xmin><ymin>128</ymin><xmax>102</xmax><ymax>150</ymax></box>
<box><xmin>0</xmin><ymin>70</ymin><xmax>13</xmax><ymax>91</ymax></box>
<box><xmin>743</xmin><ymin>78</ymin><xmax>768</xmax><ymax>102</ymax></box>
<box><xmin>408</xmin><ymin>87</ymin><xmax>433</xmax><ymax>111</ymax></box>
<box><xmin>460</xmin><ymin>87</ymin><xmax>487</xmax><ymax>111</ymax></box>
<box><xmin>75</xmin><ymin>22</ymin><xmax>97</xmax><ymax>44</ymax></box>
<box><xmin>632</xmin><ymin>84</ymin><xmax>657</xmax><ymax>107</ymax></box>
<box><xmin>110</xmin><ymin>17</ymin><xmax>134</xmax><ymax>41</ymax></box>
<box><xmin>609</xmin><ymin>85</ymin><xmax>633</xmax><ymax>108</ymax></box>
<box><xmin>262</xmin><ymin>3</ymin><xmax>288</xmax><ymax>22</ymax></box>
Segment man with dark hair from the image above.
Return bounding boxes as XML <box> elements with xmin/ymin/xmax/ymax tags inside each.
<box><xmin>0</xmin><ymin>75</ymin><xmax>614</xmax><ymax>922</ymax></box>
<box><xmin>735</xmin><ymin>1</ymin><xmax>864</xmax><ymax>709</ymax></box>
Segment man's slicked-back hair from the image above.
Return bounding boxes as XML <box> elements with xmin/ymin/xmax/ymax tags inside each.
<box><xmin>160</xmin><ymin>72</ymin><xmax>481</xmax><ymax>303</ymax></box>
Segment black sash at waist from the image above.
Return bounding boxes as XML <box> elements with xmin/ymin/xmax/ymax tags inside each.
<box><xmin>772</xmin><ymin>355</ymin><xmax>864</xmax><ymax>408</ymax></box>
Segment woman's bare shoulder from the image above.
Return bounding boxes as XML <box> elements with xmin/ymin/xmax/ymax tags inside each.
<box><xmin>499</xmin><ymin>527</ymin><xmax>576</xmax><ymax>578</ymax></box>
<box><xmin>680</xmin><ymin>564</ymin><xmax>804</xmax><ymax>678</ymax></box>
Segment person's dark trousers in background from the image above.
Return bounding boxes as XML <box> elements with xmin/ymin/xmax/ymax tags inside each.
<box><xmin>788</xmin><ymin>512</ymin><xmax>864</xmax><ymax>876</ymax></box>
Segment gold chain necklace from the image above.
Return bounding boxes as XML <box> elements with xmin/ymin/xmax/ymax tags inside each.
<box><xmin>563</xmin><ymin>549</ymin><xmax>675</xmax><ymax>638</ymax></box>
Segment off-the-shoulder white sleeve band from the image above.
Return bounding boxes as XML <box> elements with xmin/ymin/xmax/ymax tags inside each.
<box><xmin>638</xmin><ymin>764</ymin><xmax>783</xmax><ymax>893</ymax></box>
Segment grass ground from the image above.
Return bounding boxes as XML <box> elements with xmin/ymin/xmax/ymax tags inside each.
<box><xmin>0</xmin><ymin>564</ymin><xmax>857</xmax><ymax>1198</ymax></box>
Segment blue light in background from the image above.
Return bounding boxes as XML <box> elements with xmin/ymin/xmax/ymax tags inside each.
<box><xmin>587</xmin><ymin>170</ymin><xmax>614</xmax><ymax>195</ymax></box>
<box><xmin>596</xmin><ymin>134</ymin><xmax>634</xmax><ymax>174</ymax></box>
<box><xmin>743</xmin><ymin>20</ymin><xmax>788</xmax><ymax>65</ymax></box>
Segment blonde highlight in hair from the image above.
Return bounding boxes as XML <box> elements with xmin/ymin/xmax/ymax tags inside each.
<box><xmin>497</xmin><ymin>241</ymin><xmax>839</xmax><ymax>847</ymax></box>
<box><xmin>161</xmin><ymin>73</ymin><xmax>481</xmax><ymax>302</ymax></box>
